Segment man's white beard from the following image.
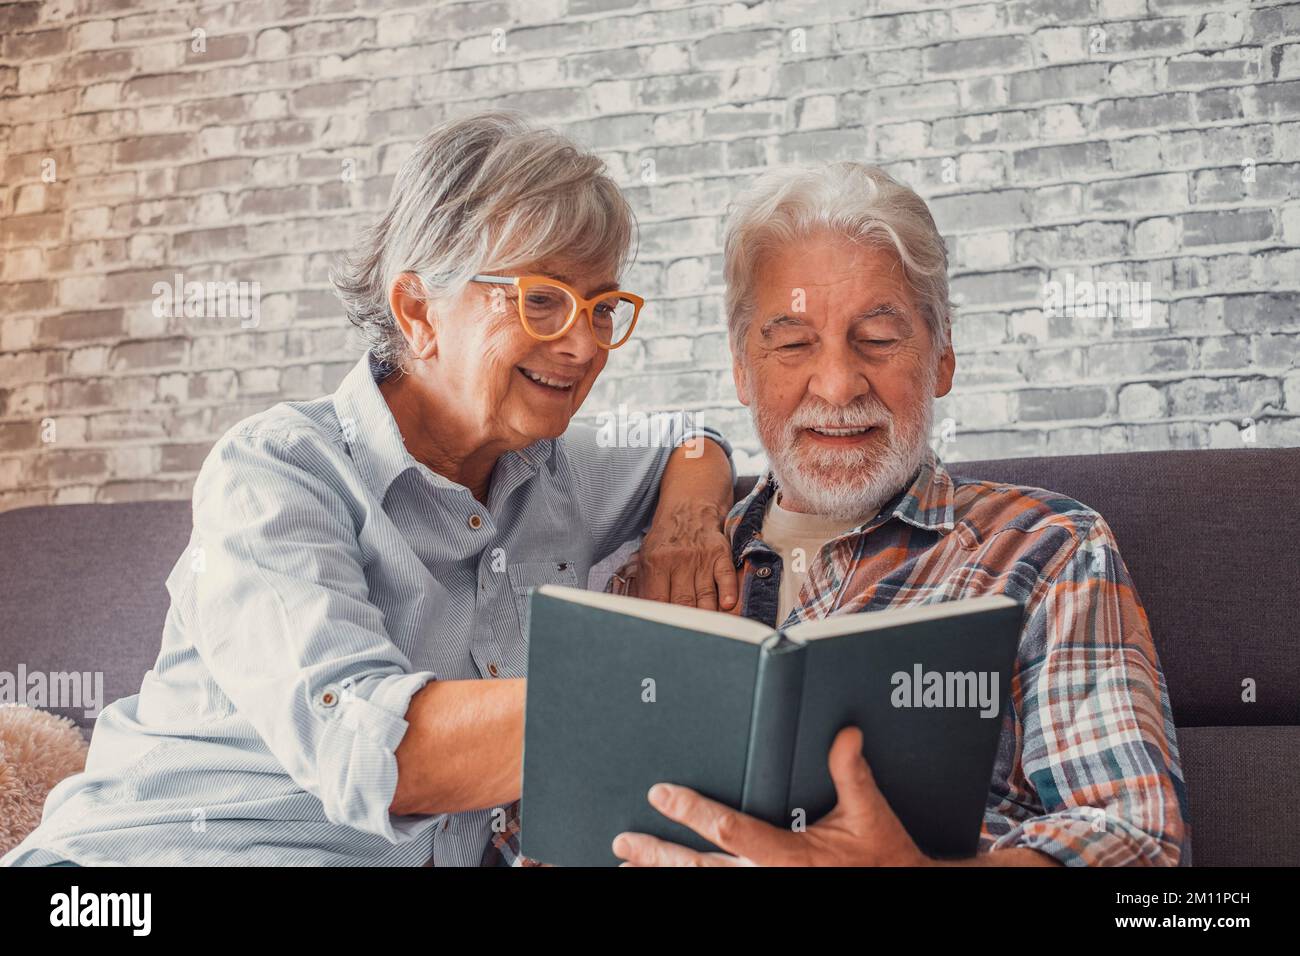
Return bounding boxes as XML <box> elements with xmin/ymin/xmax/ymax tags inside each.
<box><xmin>749</xmin><ymin>372</ymin><xmax>935</xmax><ymax>523</ymax></box>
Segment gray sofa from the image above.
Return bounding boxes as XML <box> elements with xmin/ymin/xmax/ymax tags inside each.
<box><xmin>2</xmin><ymin>448</ymin><xmax>1297</xmax><ymax>865</ymax></box>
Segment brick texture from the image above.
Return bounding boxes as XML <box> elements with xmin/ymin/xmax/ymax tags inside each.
<box><xmin>1</xmin><ymin>0</ymin><xmax>1299</xmax><ymax>509</ymax></box>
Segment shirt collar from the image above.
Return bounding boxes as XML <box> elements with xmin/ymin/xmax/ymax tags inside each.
<box><xmin>728</xmin><ymin>444</ymin><xmax>956</xmax><ymax>566</ymax></box>
<box><xmin>331</xmin><ymin>352</ymin><xmax>418</xmax><ymax>499</ymax></box>
<box><xmin>331</xmin><ymin>352</ymin><xmax>556</xmax><ymax>501</ymax></box>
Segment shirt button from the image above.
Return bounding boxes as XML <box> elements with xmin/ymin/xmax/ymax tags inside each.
<box><xmin>755</xmin><ymin>566</ymin><xmax>772</xmax><ymax>578</ymax></box>
<box><xmin>468</xmin><ymin>514</ymin><xmax>483</xmax><ymax>529</ymax></box>
<box><xmin>487</xmin><ymin>662</ymin><xmax>500</xmax><ymax>677</ymax></box>
<box><xmin>320</xmin><ymin>690</ymin><xmax>339</xmax><ymax>707</ymax></box>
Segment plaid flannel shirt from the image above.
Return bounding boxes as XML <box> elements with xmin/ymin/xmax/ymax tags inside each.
<box><xmin>489</xmin><ymin>446</ymin><xmax>1190</xmax><ymax>866</ymax></box>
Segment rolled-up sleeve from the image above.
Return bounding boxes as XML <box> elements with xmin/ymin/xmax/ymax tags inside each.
<box><xmin>561</xmin><ymin>414</ymin><xmax>732</xmax><ymax>562</ymax></box>
<box><xmin>984</xmin><ymin>516</ymin><xmax>1190</xmax><ymax>866</ymax></box>
<box><xmin>190</xmin><ymin>429</ymin><xmax>437</xmax><ymax>843</ymax></box>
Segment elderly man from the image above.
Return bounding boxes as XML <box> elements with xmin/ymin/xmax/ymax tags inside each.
<box><xmin>600</xmin><ymin>162</ymin><xmax>1188</xmax><ymax>867</ymax></box>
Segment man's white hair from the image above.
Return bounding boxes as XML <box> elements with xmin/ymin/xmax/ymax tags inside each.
<box><xmin>723</xmin><ymin>162</ymin><xmax>952</xmax><ymax>358</ymax></box>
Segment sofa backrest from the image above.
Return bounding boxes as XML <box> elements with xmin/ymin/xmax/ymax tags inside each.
<box><xmin>1</xmin><ymin>447</ymin><xmax>1296</xmax><ymax>864</ymax></box>
<box><xmin>943</xmin><ymin>447</ymin><xmax>1300</xmax><ymax>867</ymax></box>
<box><xmin>0</xmin><ymin>499</ymin><xmax>193</xmax><ymax>734</ymax></box>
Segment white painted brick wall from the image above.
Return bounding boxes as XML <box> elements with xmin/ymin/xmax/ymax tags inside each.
<box><xmin>1</xmin><ymin>0</ymin><xmax>1298</xmax><ymax>509</ymax></box>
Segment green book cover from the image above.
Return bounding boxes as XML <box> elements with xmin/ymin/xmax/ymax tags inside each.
<box><xmin>520</xmin><ymin>586</ymin><xmax>1022</xmax><ymax>867</ymax></box>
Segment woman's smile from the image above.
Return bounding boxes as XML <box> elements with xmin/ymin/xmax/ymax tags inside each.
<box><xmin>516</xmin><ymin>364</ymin><xmax>581</xmax><ymax>395</ymax></box>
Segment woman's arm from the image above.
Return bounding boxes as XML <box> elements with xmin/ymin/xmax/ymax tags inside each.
<box><xmin>391</xmin><ymin>440</ymin><xmax>739</xmax><ymax>817</ymax></box>
<box><xmin>390</xmin><ymin>678</ymin><xmax>525</xmax><ymax>816</ymax></box>
<box><xmin>391</xmin><ymin>439</ymin><xmax>738</xmax><ymax>817</ymax></box>
<box><xmin>635</xmin><ymin>437</ymin><xmax>738</xmax><ymax>611</ymax></box>
<box><xmin>190</xmin><ymin>431</ymin><xmax>443</xmax><ymax>843</ymax></box>
<box><xmin>560</xmin><ymin>417</ymin><xmax>735</xmax><ymax>603</ymax></box>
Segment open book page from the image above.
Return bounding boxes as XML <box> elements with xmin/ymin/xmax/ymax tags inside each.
<box><xmin>785</xmin><ymin>593</ymin><xmax>1020</xmax><ymax>642</ymax></box>
<box><xmin>535</xmin><ymin>584</ymin><xmax>775</xmax><ymax>644</ymax></box>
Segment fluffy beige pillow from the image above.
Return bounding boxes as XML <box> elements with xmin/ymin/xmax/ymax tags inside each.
<box><xmin>0</xmin><ymin>704</ymin><xmax>89</xmax><ymax>856</ymax></box>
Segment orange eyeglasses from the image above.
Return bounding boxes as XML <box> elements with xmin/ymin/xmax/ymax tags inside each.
<box><xmin>471</xmin><ymin>274</ymin><xmax>643</xmax><ymax>349</ymax></box>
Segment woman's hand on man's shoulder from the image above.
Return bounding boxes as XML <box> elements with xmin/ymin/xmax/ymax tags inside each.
<box><xmin>631</xmin><ymin>499</ymin><xmax>738</xmax><ymax>612</ymax></box>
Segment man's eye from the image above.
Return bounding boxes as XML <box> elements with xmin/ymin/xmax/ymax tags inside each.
<box><xmin>778</xmin><ymin>342</ymin><xmax>810</xmax><ymax>351</ymax></box>
<box><xmin>861</xmin><ymin>339</ymin><xmax>897</xmax><ymax>346</ymax></box>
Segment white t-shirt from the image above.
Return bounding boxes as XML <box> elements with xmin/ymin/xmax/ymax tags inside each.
<box><xmin>760</xmin><ymin>493</ymin><xmax>877</xmax><ymax>623</ymax></box>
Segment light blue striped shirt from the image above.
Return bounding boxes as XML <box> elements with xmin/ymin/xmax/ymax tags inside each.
<box><xmin>3</xmin><ymin>352</ymin><xmax>730</xmax><ymax>867</ymax></box>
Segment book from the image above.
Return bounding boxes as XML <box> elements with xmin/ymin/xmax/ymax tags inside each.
<box><xmin>519</xmin><ymin>586</ymin><xmax>1024</xmax><ymax>867</ymax></box>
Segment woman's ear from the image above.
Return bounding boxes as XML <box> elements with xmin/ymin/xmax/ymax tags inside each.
<box><xmin>389</xmin><ymin>273</ymin><xmax>438</xmax><ymax>360</ymax></box>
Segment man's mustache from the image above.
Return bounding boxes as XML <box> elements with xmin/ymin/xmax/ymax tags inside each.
<box><xmin>785</xmin><ymin>400</ymin><xmax>891</xmax><ymax>433</ymax></box>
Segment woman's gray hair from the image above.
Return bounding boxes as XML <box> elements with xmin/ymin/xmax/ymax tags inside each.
<box><xmin>723</xmin><ymin>162</ymin><xmax>952</xmax><ymax>358</ymax></box>
<box><xmin>332</xmin><ymin>110</ymin><xmax>637</xmax><ymax>366</ymax></box>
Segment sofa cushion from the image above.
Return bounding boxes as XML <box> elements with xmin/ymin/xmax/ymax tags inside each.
<box><xmin>1177</xmin><ymin>725</ymin><xmax>1300</xmax><ymax>866</ymax></box>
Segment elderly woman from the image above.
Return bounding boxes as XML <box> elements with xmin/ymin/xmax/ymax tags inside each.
<box><xmin>2</xmin><ymin>112</ymin><xmax>737</xmax><ymax>867</ymax></box>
